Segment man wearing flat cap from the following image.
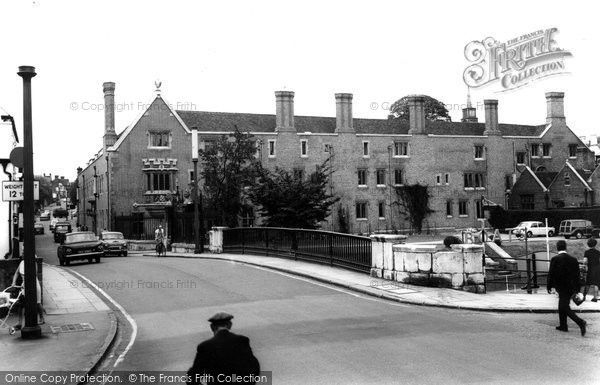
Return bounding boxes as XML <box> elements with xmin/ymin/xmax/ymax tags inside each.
<box><xmin>187</xmin><ymin>312</ymin><xmax>260</xmax><ymax>384</ymax></box>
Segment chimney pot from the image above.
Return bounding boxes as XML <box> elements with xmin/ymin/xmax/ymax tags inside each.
<box><xmin>407</xmin><ymin>96</ymin><xmax>425</xmax><ymax>134</ymax></box>
<box><xmin>484</xmin><ymin>99</ymin><xmax>499</xmax><ymax>135</ymax></box>
<box><xmin>275</xmin><ymin>91</ymin><xmax>295</xmax><ymax>131</ymax></box>
<box><xmin>103</xmin><ymin>82</ymin><xmax>117</xmax><ymax>151</ymax></box>
<box><xmin>546</xmin><ymin>92</ymin><xmax>565</xmax><ymax>124</ymax></box>
<box><xmin>335</xmin><ymin>93</ymin><xmax>354</xmax><ymax>133</ymax></box>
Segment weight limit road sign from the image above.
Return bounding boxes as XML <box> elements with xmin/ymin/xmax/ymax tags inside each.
<box><xmin>2</xmin><ymin>181</ymin><xmax>39</xmax><ymax>201</ymax></box>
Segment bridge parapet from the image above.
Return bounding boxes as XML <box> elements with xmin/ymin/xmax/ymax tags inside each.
<box><xmin>391</xmin><ymin>244</ymin><xmax>485</xmax><ymax>293</ymax></box>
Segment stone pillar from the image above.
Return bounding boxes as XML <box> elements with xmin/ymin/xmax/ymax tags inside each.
<box><xmin>370</xmin><ymin>234</ymin><xmax>406</xmax><ymax>278</ymax></box>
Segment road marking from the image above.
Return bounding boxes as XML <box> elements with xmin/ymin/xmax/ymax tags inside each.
<box><xmin>66</xmin><ymin>268</ymin><xmax>137</xmax><ymax>367</ymax></box>
<box><xmin>238</xmin><ymin>263</ymin><xmax>410</xmax><ymax>308</ymax></box>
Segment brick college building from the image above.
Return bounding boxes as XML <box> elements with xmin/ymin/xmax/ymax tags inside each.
<box><xmin>76</xmin><ymin>83</ymin><xmax>596</xmax><ymax>236</ymax></box>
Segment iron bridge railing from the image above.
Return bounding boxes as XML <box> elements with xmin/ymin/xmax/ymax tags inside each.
<box><xmin>222</xmin><ymin>227</ymin><xmax>372</xmax><ymax>273</ymax></box>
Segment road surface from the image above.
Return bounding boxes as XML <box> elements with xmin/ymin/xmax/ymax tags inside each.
<box><xmin>34</xmin><ymin>221</ymin><xmax>600</xmax><ymax>385</ymax></box>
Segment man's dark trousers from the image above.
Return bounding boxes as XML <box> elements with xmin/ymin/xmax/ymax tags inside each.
<box><xmin>557</xmin><ymin>291</ymin><xmax>584</xmax><ymax>329</ymax></box>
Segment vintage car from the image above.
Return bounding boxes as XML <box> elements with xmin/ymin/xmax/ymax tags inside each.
<box><xmin>559</xmin><ymin>219</ymin><xmax>600</xmax><ymax>239</ymax></box>
<box><xmin>53</xmin><ymin>222</ymin><xmax>73</xmax><ymax>243</ymax></box>
<box><xmin>39</xmin><ymin>211</ymin><xmax>50</xmax><ymax>221</ymax></box>
<box><xmin>100</xmin><ymin>231</ymin><xmax>128</xmax><ymax>256</ymax></box>
<box><xmin>57</xmin><ymin>231</ymin><xmax>103</xmax><ymax>266</ymax></box>
<box><xmin>34</xmin><ymin>222</ymin><xmax>45</xmax><ymax>235</ymax></box>
<box><xmin>511</xmin><ymin>221</ymin><xmax>555</xmax><ymax>238</ymax></box>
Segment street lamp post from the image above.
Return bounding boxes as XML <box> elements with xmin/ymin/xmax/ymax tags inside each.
<box><xmin>18</xmin><ymin>65</ymin><xmax>41</xmax><ymax>339</ymax></box>
<box><xmin>192</xmin><ymin>128</ymin><xmax>201</xmax><ymax>254</ymax></box>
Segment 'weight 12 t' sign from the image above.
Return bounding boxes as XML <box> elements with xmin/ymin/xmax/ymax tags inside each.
<box><xmin>2</xmin><ymin>181</ymin><xmax>40</xmax><ymax>201</ymax></box>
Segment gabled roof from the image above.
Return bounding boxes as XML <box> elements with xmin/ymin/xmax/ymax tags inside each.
<box><xmin>586</xmin><ymin>164</ymin><xmax>600</xmax><ymax>183</ymax></box>
<box><xmin>552</xmin><ymin>161</ymin><xmax>594</xmax><ymax>191</ymax></box>
<box><xmin>535</xmin><ymin>171</ymin><xmax>559</xmax><ymax>188</ymax></box>
<box><xmin>523</xmin><ymin>166</ymin><xmax>550</xmax><ymax>192</ymax></box>
<box><xmin>109</xmin><ymin>93</ymin><xmax>190</xmax><ymax>152</ymax></box>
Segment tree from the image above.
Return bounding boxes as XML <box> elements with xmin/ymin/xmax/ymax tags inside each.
<box><xmin>199</xmin><ymin>127</ymin><xmax>258</xmax><ymax>227</ymax></box>
<box><xmin>393</xmin><ymin>183</ymin><xmax>434</xmax><ymax>233</ymax></box>
<box><xmin>388</xmin><ymin>95</ymin><xmax>451</xmax><ymax>122</ymax></box>
<box><xmin>68</xmin><ymin>180</ymin><xmax>78</xmax><ymax>208</ymax></box>
<box><xmin>34</xmin><ymin>175</ymin><xmax>53</xmax><ymax>209</ymax></box>
<box><xmin>247</xmin><ymin>161</ymin><xmax>339</xmax><ymax>229</ymax></box>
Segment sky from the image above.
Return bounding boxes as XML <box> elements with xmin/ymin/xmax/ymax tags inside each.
<box><xmin>0</xmin><ymin>0</ymin><xmax>598</xmax><ymax>181</ymax></box>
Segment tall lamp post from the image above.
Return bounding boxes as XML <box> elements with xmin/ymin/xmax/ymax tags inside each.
<box><xmin>191</xmin><ymin>128</ymin><xmax>202</xmax><ymax>253</ymax></box>
<box><xmin>18</xmin><ymin>65</ymin><xmax>41</xmax><ymax>339</ymax></box>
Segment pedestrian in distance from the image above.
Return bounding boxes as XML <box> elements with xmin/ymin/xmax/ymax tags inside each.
<box><xmin>583</xmin><ymin>237</ymin><xmax>600</xmax><ymax>302</ymax></box>
<box><xmin>154</xmin><ymin>225</ymin><xmax>165</xmax><ymax>256</ymax></box>
<box><xmin>187</xmin><ymin>312</ymin><xmax>261</xmax><ymax>385</ymax></box>
<box><xmin>547</xmin><ymin>240</ymin><xmax>587</xmax><ymax>336</ymax></box>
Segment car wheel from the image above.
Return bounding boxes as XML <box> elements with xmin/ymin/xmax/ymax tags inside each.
<box><xmin>548</xmin><ymin>231</ymin><xmax>554</xmax><ymax>237</ymax></box>
<box><xmin>576</xmin><ymin>232</ymin><xmax>583</xmax><ymax>239</ymax></box>
<box><xmin>95</xmin><ymin>257</ymin><xmax>101</xmax><ymax>263</ymax></box>
<box><xmin>65</xmin><ymin>259</ymin><xmax>70</xmax><ymax>266</ymax></box>
<box><xmin>59</xmin><ymin>257</ymin><xmax>64</xmax><ymax>266</ymax></box>
<box><xmin>88</xmin><ymin>258</ymin><xmax>93</xmax><ymax>263</ymax></box>
<box><xmin>123</xmin><ymin>251</ymin><xmax>128</xmax><ymax>257</ymax></box>
<box><xmin>526</xmin><ymin>231</ymin><xmax>533</xmax><ymax>238</ymax></box>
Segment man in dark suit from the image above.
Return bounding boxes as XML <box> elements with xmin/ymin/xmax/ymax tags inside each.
<box><xmin>188</xmin><ymin>312</ymin><xmax>261</xmax><ymax>384</ymax></box>
<box><xmin>547</xmin><ymin>240</ymin><xmax>587</xmax><ymax>336</ymax></box>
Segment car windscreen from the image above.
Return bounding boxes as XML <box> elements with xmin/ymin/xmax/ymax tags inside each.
<box><xmin>103</xmin><ymin>233</ymin><xmax>124</xmax><ymax>240</ymax></box>
<box><xmin>66</xmin><ymin>233</ymin><xmax>96</xmax><ymax>243</ymax></box>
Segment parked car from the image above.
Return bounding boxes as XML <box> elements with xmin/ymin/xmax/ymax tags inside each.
<box><xmin>40</xmin><ymin>211</ymin><xmax>50</xmax><ymax>221</ymax></box>
<box><xmin>100</xmin><ymin>231</ymin><xmax>128</xmax><ymax>256</ymax></box>
<box><xmin>511</xmin><ymin>221</ymin><xmax>555</xmax><ymax>238</ymax></box>
<box><xmin>34</xmin><ymin>222</ymin><xmax>44</xmax><ymax>235</ymax></box>
<box><xmin>53</xmin><ymin>222</ymin><xmax>73</xmax><ymax>243</ymax></box>
<box><xmin>57</xmin><ymin>231</ymin><xmax>103</xmax><ymax>266</ymax></box>
<box><xmin>558</xmin><ymin>219</ymin><xmax>600</xmax><ymax>239</ymax></box>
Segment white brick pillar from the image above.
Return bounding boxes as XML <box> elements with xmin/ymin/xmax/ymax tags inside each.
<box><xmin>370</xmin><ymin>234</ymin><xmax>406</xmax><ymax>279</ymax></box>
<box><xmin>209</xmin><ymin>226</ymin><xmax>228</xmax><ymax>254</ymax></box>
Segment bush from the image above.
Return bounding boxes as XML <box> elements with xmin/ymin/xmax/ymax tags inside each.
<box><xmin>443</xmin><ymin>236</ymin><xmax>462</xmax><ymax>248</ymax></box>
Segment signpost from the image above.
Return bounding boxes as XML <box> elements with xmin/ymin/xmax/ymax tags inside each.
<box><xmin>2</xmin><ymin>181</ymin><xmax>39</xmax><ymax>201</ymax></box>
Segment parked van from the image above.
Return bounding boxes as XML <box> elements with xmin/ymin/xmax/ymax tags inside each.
<box><xmin>558</xmin><ymin>219</ymin><xmax>600</xmax><ymax>239</ymax></box>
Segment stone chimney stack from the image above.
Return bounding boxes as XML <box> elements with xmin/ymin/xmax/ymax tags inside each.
<box><xmin>103</xmin><ymin>82</ymin><xmax>118</xmax><ymax>151</ymax></box>
<box><xmin>483</xmin><ymin>99</ymin><xmax>500</xmax><ymax>135</ymax></box>
<box><xmin>275</xmin><ymin>91</ymin><xmax>295</xmax><ymax>131</ymax></box>
<box><xmin>407</xmin><ymin>96</ymin><xmax>425</xmax><ymax>134</ymax></box>
<box><xmin>546</xmin><ymin>92</ymin><xmax>565</xmax><ymax>125</ymax></box>
<box><xmin>335</xmin><ymin>93</ymin><xmax>354</xmax><ymax>133</ymax></box>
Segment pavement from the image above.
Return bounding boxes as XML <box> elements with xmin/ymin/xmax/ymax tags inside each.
<box><xmin>1</xmin><ymin>250</ymin><xmax>598</xmax><ymax>377</ymax></box>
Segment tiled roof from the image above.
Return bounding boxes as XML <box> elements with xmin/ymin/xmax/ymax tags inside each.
<box><xmin>175</xmin><ymin>110</ymin><xmax>545</xmax><ymax>137</ymax></box>
<box><xmin>574</xmin><ymin>169</ymin><xmax>593</xmax><ymax>181</ymax></box>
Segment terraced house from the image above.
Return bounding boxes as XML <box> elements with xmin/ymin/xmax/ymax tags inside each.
<box><xmin>77</xmin><ymin>84</ymin><xmax>595</xmax><ymax>237</ymax></box>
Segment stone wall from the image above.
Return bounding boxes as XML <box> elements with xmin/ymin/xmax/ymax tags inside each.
<box><xmin>372</xmin><ymin>240</ymin><xmax>485</xmax><ymax>293</ymax></box>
